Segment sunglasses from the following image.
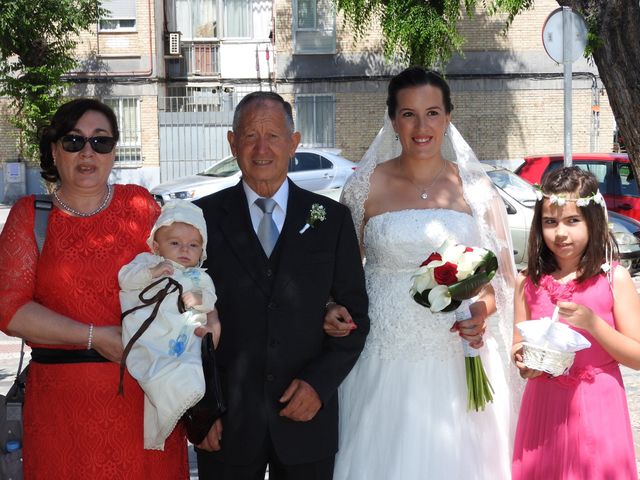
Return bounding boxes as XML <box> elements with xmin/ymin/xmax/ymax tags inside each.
<box><xmin>60</xmin><ymin>135</ymin><xmax>117</xmax><ymax>154</ymax></box>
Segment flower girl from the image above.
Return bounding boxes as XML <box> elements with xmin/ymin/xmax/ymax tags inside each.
<box><xmin>511</xmin><ymin>166</ymin><xmax>640</xmax><ymax>479</ymax></box>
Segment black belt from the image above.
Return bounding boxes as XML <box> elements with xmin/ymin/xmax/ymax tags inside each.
<box><xmin>30</xmin><ymin>348</ymin><xmax>109</xmax><ymax>364</ymax></box>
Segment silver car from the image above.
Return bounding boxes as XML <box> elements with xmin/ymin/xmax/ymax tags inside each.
<box><xmin>151</xmin><ymin>148</ymin><xmax>357</xmax><ymax>204</ymax></box>
<box><xmin>316</xmin><ymin>166</ymin><xmax>640</xmax><ymax>274</ymax></box>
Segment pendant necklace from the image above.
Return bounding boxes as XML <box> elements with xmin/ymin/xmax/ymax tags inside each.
<box><xmin>53</xmin><ymin>184</ymin><xmax>113</xmax><ymax>217</ymax></box>
<box><xmin>408</xmin><ymin>161</ymin><xmax>447</xmax><ymax>200</ymax></box>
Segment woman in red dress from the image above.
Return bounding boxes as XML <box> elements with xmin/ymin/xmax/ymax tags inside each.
<box><xmin>0</xmin><ymin>99</ymin><xmax>188</xmax><ymax>479</ymax></box>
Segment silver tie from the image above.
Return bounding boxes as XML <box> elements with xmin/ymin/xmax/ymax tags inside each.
<box><xmin>255</xmin><ymin>197</ymin><xmax>279</xmax><ymax>257</ymax></box>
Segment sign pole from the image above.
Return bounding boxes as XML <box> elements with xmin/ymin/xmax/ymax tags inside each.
<box><xmin>563</xmin><ymin>6</ymin><xmax>573</xmax><ymax>167</ymax></box>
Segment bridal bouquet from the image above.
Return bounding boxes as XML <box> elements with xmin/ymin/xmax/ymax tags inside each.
<box><xmin>410</xmin><ymin>239</ymin><xmax>498</xmax><ymax>411</ymax></box>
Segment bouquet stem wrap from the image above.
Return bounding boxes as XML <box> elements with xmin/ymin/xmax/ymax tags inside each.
<box><xmin>456</xmin><ymin>302</ymin><xmax>494</xmax><ymax>412</ymax></box>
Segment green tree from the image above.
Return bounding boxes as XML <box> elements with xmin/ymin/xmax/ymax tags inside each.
<box><xmin>0</xmin><ymin>0</ymin><xmax>105</xmax><ymax>162</ymax></box>
<box><xmin>335</xmin><ymin>0</ymin><xmax>640</xmax><ymax>172</ymax></box>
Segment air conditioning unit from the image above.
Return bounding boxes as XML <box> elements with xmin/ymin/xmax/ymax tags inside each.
<box><xmin>168</xmin><ymin>32</ymin><xmax>181</xmax><ymax>55</ymax></box>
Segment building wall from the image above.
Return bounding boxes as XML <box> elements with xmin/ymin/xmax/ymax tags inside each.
<box><xmin>327</xmin><ymin>79</ymin><xmax>617</xmax><ymax>165</ymax></box>
<box><xmin>0</xmin><ymin>0</ymin><xmax>624</xmax><ymax>202</ymax></box>
<box><xmin>74</xmin><ymin>0</ymin><xmax>155</xmax><ymax>76</ymax></box>
<box><xmin>277</xmin><ymin>0</ymin><xmax>618</xmax><ymax>166</ymax></box>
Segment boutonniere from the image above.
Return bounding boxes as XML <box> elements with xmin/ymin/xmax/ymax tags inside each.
<box><xmin>299</xmin><ymin>203</ymin><xmax>327</xmax><ymax>234</ymax></box>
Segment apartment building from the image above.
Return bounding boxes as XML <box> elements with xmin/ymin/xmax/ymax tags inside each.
<box><xmin>0</xmin><ymin>0</ymin><xmax>619</xmax><ymax>201</ymax></box>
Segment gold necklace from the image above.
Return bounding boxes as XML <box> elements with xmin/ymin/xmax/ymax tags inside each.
<box><xmin>53</xmin><ymin>184</ymin><xmax>113</xmax><ymax>217</ymax></box>
<box><xmin>407</xmin><ymin>161</ymin><xmax>447</xmax><ymax>200</ymax></box>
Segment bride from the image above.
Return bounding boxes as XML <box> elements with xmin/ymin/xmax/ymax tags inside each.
<box><xmin>325</xmin><ymin>67</ymin><xmax>522</xmax><ymax>479</ymax></box>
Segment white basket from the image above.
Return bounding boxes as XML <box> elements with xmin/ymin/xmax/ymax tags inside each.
<box><xmin>522</xmin><ymin>342</ymin><xmax>575</xmax><ymax>377</ymax></box>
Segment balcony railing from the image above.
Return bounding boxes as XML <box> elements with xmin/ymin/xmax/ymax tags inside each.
<box><xmin>167</xmin><ymin>42</ymin><xmax>221</xmax><ymax>78</ymax></box>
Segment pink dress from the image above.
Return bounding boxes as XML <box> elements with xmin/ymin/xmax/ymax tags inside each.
<box><xmin>512</xmin><ymin>269</ymin><xmax>637</xmax><ymax>479</ymax></box>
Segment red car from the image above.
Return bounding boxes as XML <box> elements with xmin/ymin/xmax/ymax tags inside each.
<box><xmin>515</xmin><ymin>153</ymin><xmax>640</xmax><ymax>221</ymax></box>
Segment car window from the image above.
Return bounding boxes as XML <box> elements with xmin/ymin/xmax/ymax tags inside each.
<box><xmin>320</xmin><ymin>156</ymin><xmax>333</xmax><ymax>169</ymax></box>
<box><xmin>618</xmin><ymin>163</ymin><xmax>639</xmax><ymax>196</ymax></box>
<box><xmin>290</xmin><ymin>152</ymin><xmax>322</xmax><ymax>172</ymax></box>
<box><xmin>547</xmin><ymin>161</ymin><xmax>609</xmax><ymax>193</ymax></box>
<box><xmin>201</xmin><ymin>156</ymin><xmax>240</xmax><ymax>177</ymax></box>
<box><xmin>486</xmin><ymin>169</ymin><xmax>538</xmax><ymax>207</ymax></box>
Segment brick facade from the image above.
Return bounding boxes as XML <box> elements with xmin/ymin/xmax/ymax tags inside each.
<box><xmin>0</xmin><ymin>0</ymin><xmax>623</xmax><ymax>201</ymax></box>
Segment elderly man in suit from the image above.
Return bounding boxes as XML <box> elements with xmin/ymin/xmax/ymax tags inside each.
<box><xmin>194</xmin><ymin>91</ymin><xmax>369</xmax><ymax>480</ymax></box>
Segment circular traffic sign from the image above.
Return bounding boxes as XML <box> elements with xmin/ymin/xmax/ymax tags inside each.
<box><xmin>542</xmin><ymin>7</ymin><xmax>588</xmax><ymax>63</ymax></box>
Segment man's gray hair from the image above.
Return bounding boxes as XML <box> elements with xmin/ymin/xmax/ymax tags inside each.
<box><xmin>232</xmin><ymin>91</ymin><xmax>295</xmax><ymax>133</ymax></box>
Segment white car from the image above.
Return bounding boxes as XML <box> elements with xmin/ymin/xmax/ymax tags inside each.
<box><xmin>151</xmin><ymin>148</ymin><xmax>357</xmax><ymax>204</ymax></box>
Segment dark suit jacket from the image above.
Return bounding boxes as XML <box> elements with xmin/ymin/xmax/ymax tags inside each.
<box><xmin>194</xmin><ymin>179</ymin><xmax>369</xmax><ymax>466</ymax></box>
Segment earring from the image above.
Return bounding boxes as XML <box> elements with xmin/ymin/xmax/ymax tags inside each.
<box><xmin>395</xmin><ymin>134</ymin><xmax>399</xmax><ymax>141</ymax></box>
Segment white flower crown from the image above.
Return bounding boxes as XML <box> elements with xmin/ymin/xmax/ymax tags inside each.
<box><xmin>533</xmin><ymin>185</ymin><xmax>606</xmax><ymax>208</ymax></box>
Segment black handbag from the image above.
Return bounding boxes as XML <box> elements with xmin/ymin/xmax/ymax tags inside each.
<box><xmin>0</xmin><ymin>342</ymin><xmax>27</xmax><ymax>480</ymax></box>
<box><xmin>182</xmin><ymin>332</ymin><xmax>226</xmax><ymax>445</ymax></box>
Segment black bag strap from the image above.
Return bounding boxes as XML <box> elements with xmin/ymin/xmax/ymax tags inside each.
<box><xmin>33</xmin><ymin>194</ymin><xmax>53</xmax><ymax>254</ymax></box>
<box><xmin>7</xmin><ymin>194</ymin><xmax>54</xmax><ymax>391</ymax></box>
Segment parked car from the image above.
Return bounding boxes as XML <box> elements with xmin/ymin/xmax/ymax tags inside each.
<box><xmin>316</xmin><ymin>165</ymin><xmax>640</xmax><ymax>274</ymax></box>
<box><xmin>515</xmin><ymin>153</ymin><xmax>640</xmax><ymax>221</ymax></box>
<box><xmin>484</xmin><ymin>166</ymin><xmax>536</xmax><ymax>267</ymax></box>
<box><xmin>150</xmin><ymin>148</ymin><xmax>357</xmax><ymax>204</ymax></box>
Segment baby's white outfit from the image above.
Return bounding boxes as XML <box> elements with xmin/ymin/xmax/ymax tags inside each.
<box><xmin>119</xmin><ymin>200</ymin><xmax>216</xmax><ymax>450</ymax></box>
<box><xmin>120</xmin><ymin>255</ymin><xmax>216</xmax><ymax>450</ymax></box>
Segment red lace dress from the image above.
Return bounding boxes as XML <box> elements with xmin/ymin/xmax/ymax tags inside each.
<box><xmin>0</xmin><ymin>185</ymin><xmax>188</xmax><ymax>480</ymax></box>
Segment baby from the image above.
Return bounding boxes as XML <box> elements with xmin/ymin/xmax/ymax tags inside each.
<box><xmin>119</xmin><ymin>200</ymin><xmax>219</xmax><ymax>450</ymax></box>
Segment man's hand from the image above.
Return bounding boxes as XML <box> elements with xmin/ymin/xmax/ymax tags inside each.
<box><xmin>182</xmin><ymin>291</ymin><xmax>203</xmax><ymax>309</ymax></box>
<box><xmin>195</xmin><ymin>418</ymin><xmax>223</xmax><ymax>452</ymax></box>
<box><xmin>149</xmin><ymin>261</ymin><xmax>174</xmax><ymax>279</ymax></box>
<box><xmin>279</xmin><ymin>379</ymin><xmax>322</xmax><ymax>422</ymax></box>
<box><xmin>323</xmin><ymin>303</ymin><xmax>357</xmax><ymax>338</ymax></box>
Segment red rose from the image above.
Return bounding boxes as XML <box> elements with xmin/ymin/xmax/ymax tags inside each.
<box><xmin>434</xmin><ymin>262</ymin><xmax>458</xmax><ymax>285</ymax></box>
<box><xmin>421</xmin><ymin>252</ymin><xmax>442</xmax><ymax>267</ymax></box>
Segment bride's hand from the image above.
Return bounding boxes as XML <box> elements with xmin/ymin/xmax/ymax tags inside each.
<box><xmin>323</xmin><ymin>303</ymin><xmax>357</xmax><ymax>337</ymax></box>
<box><xmin>450</xmin><ymin>301</ymin><xmax>487</xmax><ymax>349</ymax></box>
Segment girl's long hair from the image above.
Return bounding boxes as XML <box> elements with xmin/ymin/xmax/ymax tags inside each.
<box><xmin>527</xmin><ymin>166</ymin><xmax>618</xmax><ymax>284</ymax></box>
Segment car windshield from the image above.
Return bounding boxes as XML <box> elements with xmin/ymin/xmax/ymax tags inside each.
<box><xmin>487</xmin><ymin>169</ymin><xmax>538</xmax><ymax>207</ymax></box>
<box><xmin>199</xmin><ymin>156</ymin><xmax>240</xmax><ymax>178</ymax></box>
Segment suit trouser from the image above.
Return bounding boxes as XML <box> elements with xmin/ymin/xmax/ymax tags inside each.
<box><xmin>196</xmin><ymin>432</ymin><xmax>335</xmax><ymax>480</ymax></box>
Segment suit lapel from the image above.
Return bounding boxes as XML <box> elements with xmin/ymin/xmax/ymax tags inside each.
<box><xmin>219</xmin><ymin>183</ymin><xmax>271</xmax><ymax>297</ymax></box>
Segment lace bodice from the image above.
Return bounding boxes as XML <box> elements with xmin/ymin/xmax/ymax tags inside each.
<box><xmin>361</xmin><ymin>209</ymin><xmax>482</xmax><ymax>360</ymax></box>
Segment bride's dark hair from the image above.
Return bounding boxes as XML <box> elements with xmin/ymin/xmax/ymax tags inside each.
<box><xmin>386</xmin><ymin>67</ymin><xmax>454</xmax><ymax>119</ymax></box>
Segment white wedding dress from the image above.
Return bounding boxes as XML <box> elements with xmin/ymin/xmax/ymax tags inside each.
<box><xmin>334</xmin><ymin>208</ymin><xmax>512</xmax><ymax>480</ymax></box>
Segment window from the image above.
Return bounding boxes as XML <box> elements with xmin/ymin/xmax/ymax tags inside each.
<box><xmin>293</xmin><ymin>0</ymin><xmax>335</xmax><ymax>53</ymax></box>
<box><xmin>99</xmin><ymin>0</ymin><xmax>136</xmax><ymax>32</ymax></box>
<box><xmin>224</xmin><ymin>0</ymin><xmax>252</xmax><ymax>37</ymax></box>
<box><xmin>618</xmin><ymin>164</ymin><xmax>639</xmax><ymax>196</ymax></box>
<box><xmin>290</xmin><ymin>152</ymin><xmax>322</xmax><ymax>172</ymax></box>
<box><xmin>170</xmin><ymin>0</ymin><xmax>217</xmax><ymax>39</ymax></box>
<box><xmin>297</xmin><ymin>0</ymin><xmax>316</xmax><ymax>28</ymax></box>
<box><xmin>104</xmin><ymin>98</ymin><xmax>142</xmax><ymax>166</ymax></box>
<box><xmin>296</xmin><ymin>95</ymin><xmax>335</xmax><ymax>147</ymax></box>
